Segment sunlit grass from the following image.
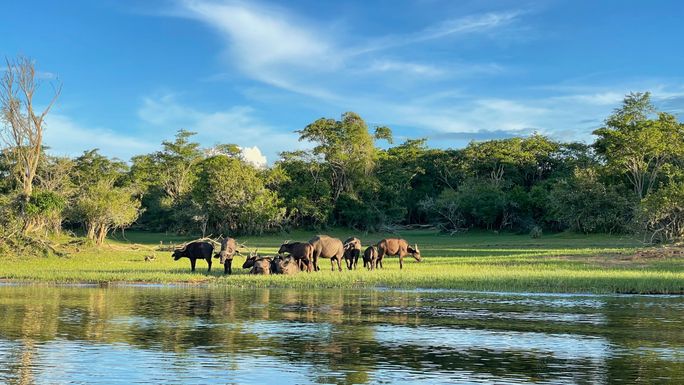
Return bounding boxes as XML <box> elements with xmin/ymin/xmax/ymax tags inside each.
<box><xmin>1</xmin><ymin>229</ymin><xmax>682</xmax><ymax>294</ymax></box>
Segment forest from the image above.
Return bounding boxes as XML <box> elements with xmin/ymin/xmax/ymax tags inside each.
<box><xmin>2</xmin><ymin>58</ymin><xmax>684</xmax><ymax>256</ymax></box>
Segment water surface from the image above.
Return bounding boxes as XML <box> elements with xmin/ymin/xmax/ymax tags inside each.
<box><xmin>0</xmin><ymin>285</ymin><xmax>682</xmax><ymax>384</ymax></box>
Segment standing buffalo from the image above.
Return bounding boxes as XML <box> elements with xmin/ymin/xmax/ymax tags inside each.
<box><xmin>363</xmin><ymin>245</ymin><xmax>378</xmax><ymax>270</ymax></box>
<box><xmin>376</xmin><ymin>238</ymin><xmax>422</xmax><ymax>269</ymax></box>
<box><xmin>343</xmin><ymin>237</ymin><xmax>362</xmax><ymax>270</ymax></box>
<box><xmin>278</xmin><ymin>241</ymin><xmax>314</xmax><ymax>272</ymax></box>
<box><xmin>308</xmin><ymin>235</ymin><xmax>345</xmax><ymax>272</ymax></box>
<box><xmin>213</xmin><ymin>237</ymin><xmax>239</xmax><ymax>275</ymax></box>
<box><xmin>172</xmin><ymin>241</ymin><xmax>214</xmax><ymax>272</ymax></box>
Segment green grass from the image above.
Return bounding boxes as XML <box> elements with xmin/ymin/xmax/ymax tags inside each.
<box><xmin>1</xmin><ymin>229</ymin><xmax>683</xmax><ymax>294</ymax></box>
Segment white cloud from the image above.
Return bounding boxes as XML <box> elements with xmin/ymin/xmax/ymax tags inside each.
<box><xmin>240</xmin><ymin>146</ymin><xmax>267</xmax><ymax>168</ymax></box>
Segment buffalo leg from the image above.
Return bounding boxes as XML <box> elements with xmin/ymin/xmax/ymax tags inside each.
<box><xmin>224</xmin><ymin>260</ymin><xmax>232</xmax><ymax>275</ymax></box>
<box><xmin>330</xmin><ymin>258</ymin><xmax>335</xmax><ymax>271</ymax></box>
<box><xmin>337</xmin><ymin>257</ymin><xmax>342</xmax><ymax>272</ymax></box>
<box><xmin>190</xmin><ymin>258</ymin><xmax>196</xmax><ymax>272</ymax></box>
<box><xmin>207</xmin><ymin>258</ymin><xmax>212</xmax><ymax>272</ymax></box>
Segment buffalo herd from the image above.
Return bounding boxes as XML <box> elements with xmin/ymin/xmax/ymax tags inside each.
<box><xmin>171</xmin><ymin>235</ymin><xmax>422</xmax><ymax>275</ymax></box>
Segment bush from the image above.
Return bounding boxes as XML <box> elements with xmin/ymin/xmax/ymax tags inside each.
<box><xmin>550</xmin><ymin>169</ymin><xmax>634</xmax><ymax>234</ymax></box>
<box><xmin>638</xmin><ymin>182</ymin><xmax>684</xmax><ymax>244</ymax></box>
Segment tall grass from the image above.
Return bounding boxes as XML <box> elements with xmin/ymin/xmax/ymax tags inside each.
<box><xmin>1</xmin><ymin>230</ymin><xmax>682</xmax><ymax>294</ymax></box>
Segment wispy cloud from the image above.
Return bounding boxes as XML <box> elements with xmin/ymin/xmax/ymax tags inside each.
<box><xmin>138</xmin><ymin>93</ymin><xmax>304</xmax><ymax>163</ymax></box>
<box><xmin>44</xmin><ymin>114</ymin><xmax>155</xmax><ymax>160</ymax></box>
<box><xmin>171</xmin><ymin>0</ymin><xmax>516</xmax><ymax>98</ymax></box>
<box><xmin>351</xmin><ymin>11</ymin><xmax>521</xmax><ymax>55</ymax></box>
<box><xmin>175</xmin><ymin>0</ymin><xmax>338</xmax><ymax>97</ymax></box>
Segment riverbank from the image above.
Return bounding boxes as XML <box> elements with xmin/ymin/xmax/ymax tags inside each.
<box><xmin>1</xmin><ymin>230</ymin><xmax>682</xmax><ymax>294</ymax></box>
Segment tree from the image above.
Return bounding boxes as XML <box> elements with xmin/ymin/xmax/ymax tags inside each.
<box><xmin>593</xmin><ymin>92</ymin><xmax>684</xmax><ymax>199</ymax></box>
<box><xmin>275</xmin><ymin>151</ymin><xmax>333</xmax><ymax>228</ymax></box>
<box><xmin>461</xmin><ymin>134</ymin><xmax>561</xmax><ymax>188</ymax></box>
<box><xmin>68</xmin><ymin>150</ymin><xmax>138</xmax><ymax>244</ymax></box>
<box><xmin>297</xmin><ymin>112</ymin><xmax>389</xmax><ymax>203</ymax></box>
<box><xmin>192</xmin><ymin>155</ymin><xmax>285</xmax><ymax>235</ymax></box>
<box><xmin>550</xmin><ymin>168</ymin><xmax>633</xmax><ymax>234</ymax></box>
<box><xmin>129</xmin><ymin>130</ymin><xmax>204</xmax><ymax>232</ymax></box>
<box><xmin>638</xmin><ymin>182</ymin><xmax>684</xmax><ymax>243</ymax></box>
<box><xmin>72</xmin><ymin>181</ymin><xmax>141</xmax><ymax>244</ymax></box>
<box><xmin>0</xmin><ymin>56</ymin><xmax>61</xmax><ymax>201</ymax></box>
<box><xmin>155</xmin><ymin>129</ymin><xmax>203</xmax><ymax>201</ymax></box>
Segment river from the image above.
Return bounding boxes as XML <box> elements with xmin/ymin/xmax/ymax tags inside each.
<box><xmin>0</xmin><ymin>285</ymin><xmax>682</xmax><ymax>384</ymax></box>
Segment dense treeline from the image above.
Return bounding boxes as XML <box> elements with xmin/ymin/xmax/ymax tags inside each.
<box><xmin>2</xmin><ymin>75</ymin><xmax>684</xmax><ymax>253</ymax></box>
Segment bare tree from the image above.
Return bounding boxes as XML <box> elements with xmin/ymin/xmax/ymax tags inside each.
<box><xmin>0</xmin><ymin>56</ymin><xmax>61</xmax><ymax>200</ymax></box>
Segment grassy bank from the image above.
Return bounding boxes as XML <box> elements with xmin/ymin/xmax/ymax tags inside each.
<box><xmin>1</xmin><ymin>230</ymin><xmax>683</xmax><ymax>294</ymax></box>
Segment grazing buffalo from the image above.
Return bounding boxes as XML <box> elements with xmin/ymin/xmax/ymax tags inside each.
<box><xmin>308</xmin><ymin>235</ymin><xmax>345</xmax><ymax>272</ymax></box>
<box><xmin>343</xmin><ymin>237</ymin><xmax>362</xmax><ymax>270</ymax></box>
<box><xmin>376</xmin><ymin>238</ymin><xmax>422</xmax><ymax>269</ymax></box>
<box><xmin>363</xmin><ymin>245</ymin><xmax>378</xmax><ymax>270</ymax></box>
<box><xmin>274</xmin><ymin>255</ymin><xmax>301</xmax><ymax>275</ymax></box>
<box><xmin>172</xmin><ymin>241</ymin><xmax>214</xmax><ymax>272</ymax></box>
<box><xmin>213</xmin><ymin>237</ymin><xmax>239</xmax><ymax>275</ymax></box>
<box><xmin>278</xmin><ymin>241</ymin><xmax>314</xmax><ymax>272</ymax></box>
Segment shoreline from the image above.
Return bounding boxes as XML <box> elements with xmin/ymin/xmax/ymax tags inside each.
<box><xmin>1</xmin><ymin>278</ymin><xmax>682</xmax><ymax>296</ymax></box>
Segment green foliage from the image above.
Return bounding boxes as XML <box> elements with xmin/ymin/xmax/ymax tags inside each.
<box><xmin>25</xmin><ymin>190</ymin><xmax>66</xmax><ymax>217</ymax></box>
<box><xmin>4</xmin><ymin>92</ymin><xmax>684</xmax><ymax>249</ymax></box>
<box><xmin>594</xmin><ymin>92</ymin><xmax>684</xmax><ymax>198</ymax></box>
<box><xmin>24</xmin><ymin>190</ymin><xmax>66</xmax><ymax>233</ymax></box>
<box><xmin>192</xmin><ymin>155</ymin><xmax>285</xmax><ymax>235</ymax></box>
<box><xmin>638</xmin><ymin>182</ymin><xmax>684</xmax><ymax>244</ymax></box>
<box><xmin>71</xmin><ymin>181</ymin><xmax>141</xmax><ymax>245</ymax></box>
<box><xmin>550</xmin><ymin>169</ymin><xmax>634</xmax><ymax>234</ymax></box>
<box><xmin>461</xmin><ymin>134</ymin><xmax>562</xmax><ymax>187</ymax></box>
<box><xmin>296</xmin><ymin>112</ymin><xmax>384</xmax><ymax>203</ymax></box>
<box><xmin>275</xmin><ymin>151</ymin><xmax>333</xmax><ymax>228</ymax></box>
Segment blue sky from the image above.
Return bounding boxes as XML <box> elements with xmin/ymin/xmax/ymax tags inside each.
<box><xmin>2</xmin><ymin>0</ymin><xmax>684</xmax><ymax>165</ymax></box>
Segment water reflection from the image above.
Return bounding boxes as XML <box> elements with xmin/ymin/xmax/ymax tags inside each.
<box><xmin>0</xmin><ymin>285</ymin><xmax>682</xmax><ymax>384</ymax></box>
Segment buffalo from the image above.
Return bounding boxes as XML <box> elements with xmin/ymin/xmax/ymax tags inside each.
<box><xmin>363</xmin><ymin>245</ymin><xmax>378</xmax><ymax>270</ymax></box>
<box><xmin>376</xmin><ymin>238</ymin><xmax>422</xmax><ymax>269</ymax></box>
<box><xmin>172</xmin><ymin>241</ymin><xmax>214</xmax><ymax>272</ymax></box>
<box><xmin>213</xmin><ymin>237</ymin><xmax>239</xmax><ymax>275</ymax></box>
<box><xmin>273</xmin><ymin>255</ymin><xmax>301</xmax><ymax>275</ymax></box>
<box><xmin>309</xmin><ymin>235</ymin><xmax>345</xmax><ymax>272</ymax></box>
<box><xmin>278</xmin><ymin>241</ymin><xmax>314</xmax><ymax>272</ymax></box>
<box><xmin>242</xmin><ymin>250</ymin><xmax>275</xmax><ymax>275</ymax></box>
<box><xmin>343</xmin><ymin>237</ymin><xmax>362</xmax><ymax>270</ymax></box>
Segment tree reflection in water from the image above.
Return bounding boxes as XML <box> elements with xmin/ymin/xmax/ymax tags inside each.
<box><xmin>0</xmin><ymin>285</ymin><xmax>682</xmax><ymax>384</ymax></box>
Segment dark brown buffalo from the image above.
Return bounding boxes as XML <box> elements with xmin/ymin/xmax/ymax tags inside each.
<box><xmin>242</xmin><ymin>250</ymin><xmax>275</xmax><ymax>275</ymax></box>
<box><xmin>213</xmin><ymin>237</ymin><xmax>239</xmax><ymax>275</ymax></box>
<box><xmin>278</xmin><ymin>241</ymin><xmax>314</xmax><ymax>272</ymax></box>
<box><xmin>363</xmin><ymin>245</ymin><xmax>378</xmax><ymax>270</ymax></box>
<box><xmin>376</xmin><ymin>238</ymin><xmax>422</xmax><ymax>269</ymax></box>
<box><xmin>172</xmin><ymin>241</ymin><xmax>214</xmax><ymax>272</ymax></box>
<box><xmin>308</xmin><ymin>235</ymin><xmax>345</xmax><ymax>272</ymax></box>
<box><xmin>273</xmin><ymin>255</ymin><xmax>301</xmax><ymax>275</ymax></box>
<box><xmin>343</xmin><ymin>237</ymin><xmax>362</xmax><ymax>270</ymax></box>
